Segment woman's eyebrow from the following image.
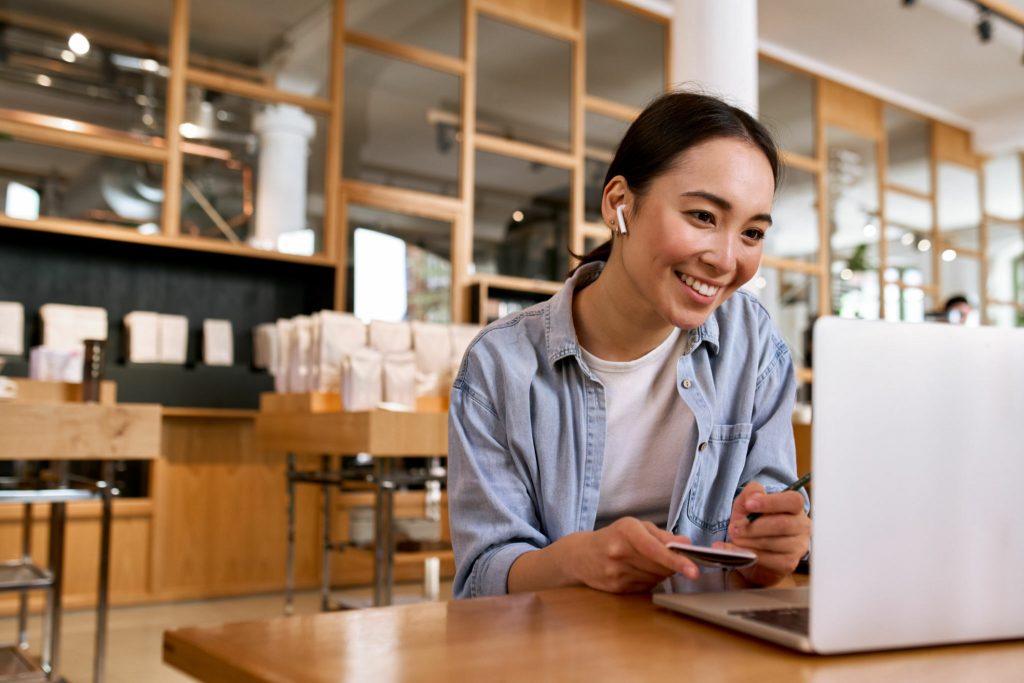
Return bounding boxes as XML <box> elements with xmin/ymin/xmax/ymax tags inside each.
<box><xmin>680</xmin><ymin>190</ymin><xmax>773</xmax><ymax>225</ymax></box>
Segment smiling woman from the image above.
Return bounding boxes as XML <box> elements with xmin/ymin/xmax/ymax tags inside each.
<box><xmin>448</xmin><ymin>91</ymin><xmax>811</xmax><ymax>600</ymax></box>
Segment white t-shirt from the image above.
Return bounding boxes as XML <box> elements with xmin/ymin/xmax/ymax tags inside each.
<box><xmin>581</xmin><ymin>328</ymin><xmax>697</xmax><ymax>529</ymax></box>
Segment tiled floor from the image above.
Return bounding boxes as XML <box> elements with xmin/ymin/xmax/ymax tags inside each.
<box><xmin>0</xmin><ymin>582</ymin><xmax>454</xmax><ymax>683</ymax></box>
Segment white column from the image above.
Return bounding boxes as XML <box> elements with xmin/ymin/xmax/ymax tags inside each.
<box><xmin>671</xmin><ymin>0</ymin><xmax>759</xmax><ymax>116</ymax></box>
<box><xmin>251</xmin><ymin>104</ymin><xmax>316</xmax><ymax>250</ymax></box>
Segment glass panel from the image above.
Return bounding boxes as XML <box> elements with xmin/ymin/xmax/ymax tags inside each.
<box><xmin>758</xmin><ymin>61</ymin><xmax>816</xmax><ymax>159</ymax></box>
<box><xmin>474</xmin><ymin>151</ymin><xmax>571</xmax><ymax>282</ymax></box>
<box><xmin>987</xmin><ymin>303</ymin><xmax>1023</xmax><ymax>328</ymax></box>
<box><xmin>346</xmin><ymin>0</ymin><xmax>462</xmax><ymax>57</ymax></box>
<box><xmin>883</xmin><ymin>270</ymin><xmax>929</xmax><ymax>323</ymax></box>
<box><xmin>190</xmin><ymin>0</ymin><xmax>332</xmax><ymax>97</ymax></box>
<box><xmin>940</xmin><ymin>255</ymin><xmax>981</xmax><ymax>325</ymax></box>
<box><xmin>884</xmin><ymin>190</ymin><xmax>933</xmax><ymax>288</ymax></box>
<box><xmin>984</xmin><ymin>153</ymin><xmax>1023</xmax><ymax>221</ymax></box>
<box><xmin>475</xmin><ymin>285</ymin><xmax>552</xmax><ymax>325</ymax></box>
<box><xmin>0</xmin><ymin>138</ymin><xmax>162</xmax><ymax>231</ymax></box>
<box><xmin>586</xmin><ymin>0</ymin><xmax>665</xmax><ymax>108</ymax></box>
<box><xmin>343</xmin><ymin>47</ymin><xmax>461</xmax><ymax>196</ymax></box>
<box><xmin>885</xmin><ymin>107</ymin><xmax>931</xmax><ymax>195</ymax></box>
<box><xmin>477</xmin><ymin>16</ymin><xmax>571</xmax><ymax>150</ymax></box>
<box><xmin>0</xmin><ymin>0</ymin><xmax>170</xmax><ymax>136</ymax></box>
<box><xmin>767</xmin><ymin>166</ymin><xmax>818</xmax><ymax>262</ymax></box>
<box><xmin>828</xmin><ymin>126</ymin><xmax>880</xmax><ymax>319</ymax></box>
<box><xmin>938</xmin><ymin>163</ymin><xmax>981</xmax><ymax>250</ymax></box>
<box><xmin>987</xmin><ymin>221</ymin><xmax>1024</xmax><ymax>305</ymax></box>
<box><xmin>179</xmin><ymin>87</ymin><xmax>326</xmax><ymax>254</ymax></box>
<box><xmin>584</xmin><ymin>111</ymin><xmax>631</xmax><ymax>222</ymax></box>
<box><xmin>346</xmin><ymin>204</ymin><xmax>452</xmax><ymax>323</ymax></box>
<box><xmin>748</xmin><ymin>269</ymin><xmax>818</xmax><ymax>368</ymax></box>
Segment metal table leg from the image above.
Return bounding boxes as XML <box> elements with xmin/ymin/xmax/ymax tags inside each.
<box><xmin>320</xmin><ymin>455</ymin><xmax>333</xmax><ymax>612</ymax></box>
<box><xmin>92</xmin><ymin>461</ymin><xmax>115</xmax><ymax>683</ymax></box>
<box><xmin>284</xmin><ymin>452</ymin><xmax>296</xmax><ymax>616</ymax></box>
<box><xmin>373</xmin><ymin>458</ymin><xmax>396</xmax><ymax>607</ymax></box>
<box><xmin>41</xmin><ymin>463</ymin><xmax>68</xmax><ymax>681</ymax></box>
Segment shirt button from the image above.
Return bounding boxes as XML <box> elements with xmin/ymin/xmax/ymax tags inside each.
<box><xmin>682</xmin><ymin>379</ymin><xmax>692</xmax><ymax>389</ymax></box>
<box><xmin>698</xmin><ymin>442</ymin><xmax>708</xmax><ymax>452</ymax></box>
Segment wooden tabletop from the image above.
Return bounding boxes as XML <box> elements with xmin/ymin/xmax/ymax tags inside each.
<box><xmin>0</xmin><ymin>401</ymin><xmax>162</xmax><ymax>460</ymax></box>
<box><xmin>254</xmin><ymin>410</ymin><xmax>447</xmax><ymax>456</ymax></box>
<box><xmin>164</xmin><ymin>586</ymin><xmax>1024</xmax><ymax>682</ymax></box>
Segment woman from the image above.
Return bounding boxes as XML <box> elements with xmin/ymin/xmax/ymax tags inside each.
<box><xmin>448</xmin><ymin>92</ymin><xmax>811</xmax><ymax>599</ymax></box>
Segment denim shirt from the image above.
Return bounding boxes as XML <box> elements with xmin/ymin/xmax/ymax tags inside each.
<box><xmin>448</xmin><ymin>262</ymin><xmax>800</xmax><ymax>599</ymax></box>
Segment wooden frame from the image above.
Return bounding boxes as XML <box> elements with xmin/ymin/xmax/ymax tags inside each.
<box><xmin>185</xmin><ymin>68</ymin><xmax>333</xmax><ymax>113</ymax></box>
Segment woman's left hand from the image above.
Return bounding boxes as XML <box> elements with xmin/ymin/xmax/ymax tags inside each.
<box><xmin>712</xmin><ymin>481</ymin><xmax>810</xmax><ymax>586</ymax></box>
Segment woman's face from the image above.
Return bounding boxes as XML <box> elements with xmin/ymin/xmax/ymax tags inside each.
<box><xmin>612</xmin><ymin>137</ymin><xmax>776</xmax><ymax>331</ymax></box>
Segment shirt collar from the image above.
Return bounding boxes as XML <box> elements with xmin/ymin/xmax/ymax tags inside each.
<box><xmin>544</xmin><ymin>261</ymin><xmax>721</xmax><ymax>366</ymax></box>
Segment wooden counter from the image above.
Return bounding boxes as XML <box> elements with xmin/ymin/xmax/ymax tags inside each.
<box><xmin>164</xmin><ymin>586</ymin><xmax>1024</xmax><ymax>682</ymax></box>
<box><xmin>254</xmin><ymin>410</ymin><xmax>447</xmax><ymax>456</ymax></box>
<box><xmin>0</xmin><ymin>402</ymin><xmax>161</xmax><ymax>460</ymax></box>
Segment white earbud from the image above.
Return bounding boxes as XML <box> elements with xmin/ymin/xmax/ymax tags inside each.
<box><xmin>615</xmin><ymin>204</ymin><xmax>628</xmax><ymax>235</ymax></box>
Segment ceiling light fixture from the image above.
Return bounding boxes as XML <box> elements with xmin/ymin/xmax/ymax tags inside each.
<box><xmin>60</xmin><ymin>50</ymin><xmax>76</xmax><ymax>63</ymax></box>
<box><xmin>68</xmin><ymin>32</ymin><xmax>90</xmax><ymax>56</ymax></box>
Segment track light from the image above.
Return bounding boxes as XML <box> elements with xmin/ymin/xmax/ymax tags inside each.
<box><xmin>977</xmin><ymin>7</ymin><xmax>993</xmax><ymax>42</ymax></box>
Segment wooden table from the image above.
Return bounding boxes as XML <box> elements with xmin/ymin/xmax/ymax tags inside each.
<box><xmin>164</xmin><ymin>585</ymin><xmax>1024</xmax><ymax>682</ymax></box>
<box><xmin>254</xmin><ymin>409</ymin><xmax>448</xmax><ymax>609</ymax></box>
<box><xmin>0</xmin><ymin>397</ymin><xmax>161</xmax><ymax>682</ymax></box>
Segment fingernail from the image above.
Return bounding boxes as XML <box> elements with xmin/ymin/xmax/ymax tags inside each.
<box><xmin>686</xmin><ymin>567</ymin><xmax>699</xmax><ymax>580</ymax></box>
<box><xmin>747</xmin><ymin>496</ymin><xmax>762</xmax><ymax>511</ymax></box>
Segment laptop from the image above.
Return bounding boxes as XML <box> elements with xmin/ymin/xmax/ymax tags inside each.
<box><xmin>654</xmin><ymin>317</ymin><xmax>1024</xmax><ymax>654</ymax></box>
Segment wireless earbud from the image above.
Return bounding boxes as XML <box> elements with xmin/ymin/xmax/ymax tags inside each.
<box><xmin>615</xmin><ymin>204</ymin><xmax>628</xmax><ymax>235</ymax></box>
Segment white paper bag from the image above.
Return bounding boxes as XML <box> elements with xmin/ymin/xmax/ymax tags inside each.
<box><xmin>287</xmin><ymin>315</ymin><xmax>313</xmax><ymax>393</ymax></box>
<box><xmin>29</xmin><ymin>346</ymin><xmax>83</xmax><ymax>382</ymax></box>
<box><xmin>203</xmin><ymin>319</ymin><xmax>234</xmax><ymax>366</ymax></box>
<box><xmin>382</xmin><ymin>351</ymin><xmax>417</xmax><ymax>410</ymax></box>
<box><xmin>158</xmin><ymin>314</ymin><xmax>189</xmax><ymax>365</ymax></box>
<box><xmin>253</xmin><ymin>323</ymin><xmax>277</xmax><ymax>370</ymax></box>
<box><xmin>317</xmin><ymin>311</ymin><xmax>366</xmax><ymax>393</ymax></box>
<box><xmin>411</xmin><ymin>321</ymin><xmax>453</xmax><ymax>398</ymax></box>
<box><xmin>0</xmin><ymin>302</ymin><xmax>25</xmax><ymax>356</ymax></box>
<box><xmin>124</xmin><ymin>311</ymin><xmax>160</xmax><ymax>363</ymax></box>
<box><xmin>342</xmin><ymin>348</ymin><xmax>383</xmax><ymax>411</ymax></box>
<box><xmin>368</xmin><ymin>320</ymin><xmax>412</xmax><ymax>354</ymax></box>
<box><xmin>40</xmin><ymin>303</ymin><xmax>108</xmax><ymax>352</ymax></box>
<box><xmin>274</xmin><ymin>318</ymin><xmax>295</xmax><ymax>393</ymax></box>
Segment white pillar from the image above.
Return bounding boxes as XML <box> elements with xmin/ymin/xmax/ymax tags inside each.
<box><xmin>251</xmin><ymin>104</ymin><xmax>316</xmax><ymax>250</ymax></box>
<box><xmin>671</xmin><ymin>0</ymin><xmax>759</xmax><ymax>116</ymax></box>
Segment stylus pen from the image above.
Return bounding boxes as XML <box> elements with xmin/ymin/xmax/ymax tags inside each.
<box><xmin>746</xmin><ymin>472</ymin><xmax>812</xmax><ymax>523</ymax></box>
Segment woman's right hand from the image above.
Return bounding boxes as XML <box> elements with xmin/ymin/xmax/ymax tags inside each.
<box><xmin>570</xmin><ymin>517</ymin><xmax>701</xmax><ymax>593</ymax></box>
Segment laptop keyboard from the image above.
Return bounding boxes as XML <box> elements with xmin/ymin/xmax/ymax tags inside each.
<box><xmin>728</xmin><ymin>607</ymin><xmax>809</xmax><ymax>635</ymax></box>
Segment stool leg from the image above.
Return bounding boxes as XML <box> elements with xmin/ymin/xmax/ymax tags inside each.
<box><xmin>320</xmin><ymin>455</ymin><xmax>332</xmax><ymax>612</ymax></box>
<box><xmin>285</xmin><ymin>453</ymin><xmax>296</xmax><ymax>616</ymax></box>
<box><xmin>373</xmin><ymin>458</ymin><xmax>395</xmax><ymax>607</ymax></box>
<box><xmin>93</xmin><ymin>461</ymin><xmax>115</xmax><ymax>683</ymax></box>
<box><xmin>42</xmin><ymin>463</ymin><xmax>68</xmax><ymax>680</ymax></box>
<box><xmin>17</xmin><ymin>503</ymin><xmax>31</xmax><ymax>650</ymax></box>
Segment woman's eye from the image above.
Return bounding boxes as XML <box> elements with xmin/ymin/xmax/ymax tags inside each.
<box><xmin>691</xmin><ymin>211</ymin><xmax>714</xmax><ymax>224</ymax></box>
<box><xmin>743</xmin><ymin>228</ymin><xmax>766</xmax><ymax>241</ymax></box>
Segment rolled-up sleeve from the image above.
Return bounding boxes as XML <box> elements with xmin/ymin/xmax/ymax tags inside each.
<box><xmin>741</xmin><ymin>331</ymin><xmax>809</xmax><ymax>511</ymax></box>
<box><xmin>448</xmin><ymin>376</ymin><xmax>548</xmax><ymax>599</ymax></box>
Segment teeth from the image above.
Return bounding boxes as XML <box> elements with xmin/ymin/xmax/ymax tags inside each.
<box><xmin>680</xmin><ymin>273</ymin><xmax>719</xmax><ymax>297</ymax></box>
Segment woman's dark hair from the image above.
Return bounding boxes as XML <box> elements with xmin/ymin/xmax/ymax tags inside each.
<box><xmin>571</xmin><ymin>91</ymin><xmax>781</xmax><ymax>274</ymax></box>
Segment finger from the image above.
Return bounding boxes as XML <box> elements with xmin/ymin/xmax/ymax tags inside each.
<box><xmin>733</xmin><ymin>512</ymin><xmax>810</xmax><ymax>539</ymax></box>
<box><xmin>626</xmin><ymin>523</ymin><xmax>700</xmax><ymax>579</ymax></box>
<box><xmin>642</xmin><ymin>522</ymin><xmax>692</xmax><ymax>547</ymax></box>
<box><xmin>729</xmin><ymin>535</ymin><xmax>806</xmax><ymax>555</ymax></box>
<box><xmin>744</xmin><ymin>490</ymin><xmax>805</xmax><ymax>517</ymax></box>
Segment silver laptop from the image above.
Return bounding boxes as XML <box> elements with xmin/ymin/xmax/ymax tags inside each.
<box><xmin>654</xmin><ymin>317</ymin><xmax>1024</xmax><ymax>654</ymax></box>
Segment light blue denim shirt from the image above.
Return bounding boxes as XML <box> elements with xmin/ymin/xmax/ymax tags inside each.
<box><xmin>448</xmin><ymin>262</ymin><xmax>801</xmax><ymax>599</ymax></box>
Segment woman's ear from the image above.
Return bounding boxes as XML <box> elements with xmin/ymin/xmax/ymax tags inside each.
<box><xmin>602</xmin><ymin>176</ymin><xmax>631</xmax><ymax>235</ymax></box>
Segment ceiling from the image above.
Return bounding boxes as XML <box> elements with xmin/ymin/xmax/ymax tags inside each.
<box><xmin>757</xmin><ymin>0</ymin><xmax>1024</xmax><ymax>154</ymax></box>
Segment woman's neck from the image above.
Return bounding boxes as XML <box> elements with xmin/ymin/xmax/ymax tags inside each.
<box><xmin>572</xmin><ymin>257</ymin><xmax>676</xmax><ymax>362</ymax></box>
